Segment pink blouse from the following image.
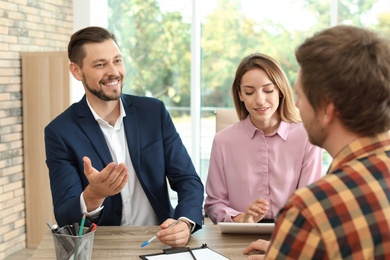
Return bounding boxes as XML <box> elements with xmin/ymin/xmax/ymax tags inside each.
<box><xmin>204</xmin><ymin>116</ymin><xmax>323</xmax><ymax>223</ymax></box>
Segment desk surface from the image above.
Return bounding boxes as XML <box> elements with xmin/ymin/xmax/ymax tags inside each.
<box><xmin>31</xmin><ymin>225</ymin><xmax>269</xmax><ymax>259</ymax></box>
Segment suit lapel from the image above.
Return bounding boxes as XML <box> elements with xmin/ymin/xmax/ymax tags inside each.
<box><xmin>122</xmin><ymin>96</ymin><xmax>141</xmax><ymax>175</ymax></box>
<box><xmin>76</xmin><ymin>96</ymin><xmax>113</xmax><ymax>166</ymax></box>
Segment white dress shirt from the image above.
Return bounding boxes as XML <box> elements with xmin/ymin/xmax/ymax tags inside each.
<box><xmin>80</xmin><ymin>98</ymin><xmax>159</xmax><ymax>226</ymax></box>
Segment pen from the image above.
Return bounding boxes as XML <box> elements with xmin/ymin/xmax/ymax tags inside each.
<box><xmin>86</xmin><ymin>223</ymin><xmax>97</xmax><ymax>233</ymax></box>
<box><xmin>49</xmin><ymin>223</ymin><xmax>62</xmax><ymax>234</ymax></box>
<box><xmin>78</xmin><ymin>214</ymin><xmax>86</xmax><ymax>236</ymax></box>
<box><xmin>140</xmin><ymin>234</ymin><xmax>157</xmax><ymax>248</ymax></box>
<box><xmin>140</xmin><ymin>220</ymin><xmax>183</xmax><ymax>247</ymax></box>
<box><xmin>65</xmin><ymin>225</ymin><xmax>75</xmax><ymax>236</ymax></box>
<box><xmin>47</xmin><ymin>222</ymin><xmax>74</xmax><ymax>254</ymax></box>
<box><xmin>46</xmin><ymin>222</ymin><xmax>53</xmax><ymax>231</ymax></box>
<box><xmin>74</xmin><ymin>214</ymin><xmax>86</xmax><ymax>260</ymax></box>
<box><xmin>73</xmin><ymin>222</ymin><xmax>80</xmax><ymax>236</ymax></box>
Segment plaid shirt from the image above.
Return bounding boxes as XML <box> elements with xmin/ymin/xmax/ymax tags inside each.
<box><xmin>265</xmin><ymin>132</ymin><xmax>390</xmax><ymax>259</ymax></box>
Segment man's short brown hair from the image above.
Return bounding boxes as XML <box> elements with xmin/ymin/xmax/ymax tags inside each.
<box><xmin>68</xmin><ymin>26</ymin><xmax>118</xmax><ymax>68</ymax></box>
<box><xmin>296</xmin><ymin>25</ymin><xmax>390</xmax><ymax>136</ymax></box>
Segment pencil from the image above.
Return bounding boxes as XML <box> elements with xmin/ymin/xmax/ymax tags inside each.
<box><xmin>78</xmin><ymin>214</ymin><xmax>86</xmax><ymax>236</ymax></box>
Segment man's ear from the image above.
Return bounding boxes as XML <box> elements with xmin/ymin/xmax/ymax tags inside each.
<box><xmin>322</xmin><ymin>102</ymin><xmax>336</xmax><ymax>126</ymax></box>
<box><xmin>69</xmin><ymin>62</ymin><xmax>82</xmax><ymax>81</ymax></box>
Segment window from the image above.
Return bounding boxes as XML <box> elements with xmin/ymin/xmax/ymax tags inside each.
<box><xmin>107</xmin><ymin>0</ymin><xmax>390</xmax><ymax>197</ymax></box>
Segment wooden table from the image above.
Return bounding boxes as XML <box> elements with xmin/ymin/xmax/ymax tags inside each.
<box><xmin>31</xmin><ymin>224</ymin><xmax>269</xmax><ymax>259</ymax></box>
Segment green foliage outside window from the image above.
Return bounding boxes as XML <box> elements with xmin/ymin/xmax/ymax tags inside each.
<box><xmin>108</xmin><ymin>0</ymin><xmax>390</xmax><ymax>179</ymax></box>
<box><xmin>108</xmin><ymin>0</ymin><xmax>388</xmax><ymax>114</ymax></box>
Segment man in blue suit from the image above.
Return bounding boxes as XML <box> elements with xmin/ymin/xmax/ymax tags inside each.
<box><xmin>44</xmin><ymin>26</ymin><xmax>204</xmax><ymax>247</ymax></box>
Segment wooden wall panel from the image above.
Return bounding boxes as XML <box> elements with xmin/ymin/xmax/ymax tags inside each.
<box><xmin>21</xmin><ymin>51</ymin><xmax>71</xmax><ymax>248</ymax></box>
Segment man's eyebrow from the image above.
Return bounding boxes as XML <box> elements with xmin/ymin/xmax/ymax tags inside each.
<box><xmin>91</xmin><ymin>54</ymin><xmax>122</xmax><ymax>64</ymax></box>
<box><xmin>92</xmin><ymin>58</ymin><xmax>106</xmax><ymax>64</ymax></box>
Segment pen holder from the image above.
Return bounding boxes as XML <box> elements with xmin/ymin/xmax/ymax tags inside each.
<box><xmin>52</xmin><ymin>227</ymin><xmax>95</xmax><ymax>260</ymax></box>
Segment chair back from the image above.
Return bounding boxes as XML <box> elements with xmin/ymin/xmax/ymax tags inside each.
<box><xmin>215</xmin><ymin>109</ymin><xmax>239</xmax><ymax>133</ymax></box>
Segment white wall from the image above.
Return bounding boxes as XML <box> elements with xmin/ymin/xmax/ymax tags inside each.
<box><xmin>71</xmin><ymin>0</ymin><xmax>109</xmax><ymax>103</ymax></box>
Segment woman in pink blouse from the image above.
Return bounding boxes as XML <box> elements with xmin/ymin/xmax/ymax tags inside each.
<box><xmin>204</xmin><ymin>53</ymin><xmax>323</xmax><ymax>223</ymax></box>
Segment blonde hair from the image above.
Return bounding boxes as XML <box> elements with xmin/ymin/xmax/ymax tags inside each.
<box><xmin>232</xmin><ymin>53</ymin><xmax>300</xmax><ymax>122</ymax></box>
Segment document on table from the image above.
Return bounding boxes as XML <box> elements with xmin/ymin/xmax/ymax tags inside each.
<box><xmin>139</xmin><ymin>247</ymin><xmax>229</xmax><ymax>259</ymax></box>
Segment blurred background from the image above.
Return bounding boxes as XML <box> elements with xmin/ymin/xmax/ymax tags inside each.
<box><xmin>107</xmin><ymin>0</ymin><xmax>389</xmax><ymax>186</ymax></box>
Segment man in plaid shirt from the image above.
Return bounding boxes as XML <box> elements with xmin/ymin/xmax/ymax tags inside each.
<box><xmin>243</xmin><ymin>25</ymin><xmax>390</xmax><ymax>259</ymax></box>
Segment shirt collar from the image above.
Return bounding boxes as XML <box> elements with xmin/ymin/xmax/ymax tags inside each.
<box><xmin>86</xmin><ymin>97</ymin><xmax>126</xmax><ymax>127</ymax></box>
<box><xmin>328</xmin><ymin>131</ymin><xmax>390</xmax><ymax>174</ymax></box>
<box><xmin>242</xmin><ymin>115</ymin><xmax>289</xmax><ymax>141</ymax></box>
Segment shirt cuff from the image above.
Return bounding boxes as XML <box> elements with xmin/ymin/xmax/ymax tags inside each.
<box><xmin>80</xmin><ymin>192</ymin><xmax>104</xmax><ymax>219</ymax></box>
<box><xmin>178</xmin><ymin>217</ymin><xmax>195</xmax><ymax>233</ymax></box>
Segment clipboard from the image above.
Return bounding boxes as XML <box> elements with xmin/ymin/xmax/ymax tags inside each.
<box><xmin>139</xmin><ymin>244</ymin><xmax>230</xmax><ymax>259</ymax></box>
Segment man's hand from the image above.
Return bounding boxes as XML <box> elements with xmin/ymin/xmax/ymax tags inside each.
<box><xmin>83</xmin><ymin>156</ymin><xmax>129</xmax><ymax>211</ymax></box>
<box><xmin>243</xmin><ymin>239</ymin><xmax>270</xmax><ymax>260</ymax></box>
<box><xmin>156</xmin><ymin>218</ymin><xmax>191</xmax><ymax>247</ymax></box>
<box><xmin>233</xmin><ymin>198</ymin><xmax>269</xmax><ymax>223</ymax></box>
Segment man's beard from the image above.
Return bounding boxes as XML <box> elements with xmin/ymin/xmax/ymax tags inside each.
<box><xmin>305</xmin><ymin>117</ymin><xmax>327</xmax><ymax>148</ymax></box>
<box><xmin>83</xmin><ymin>75</ymin><xmax>123</xmax><ymax>101</ymax></box>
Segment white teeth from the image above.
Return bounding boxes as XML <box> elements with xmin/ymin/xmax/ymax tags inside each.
<box><xmin>104</xmin><ymin>80</ymin><xmax>118</xmax><ymax>86</ymax></box>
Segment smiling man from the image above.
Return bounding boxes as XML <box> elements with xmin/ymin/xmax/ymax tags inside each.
<box><xmin>243</xmin><ymin>25</ymin><xmax>390</xmax><ymax>259</ymax></box>
<box><xmin>44</xmin><ymin>26</ymin><xmax>204</xmax><ymax>247</ymax></box>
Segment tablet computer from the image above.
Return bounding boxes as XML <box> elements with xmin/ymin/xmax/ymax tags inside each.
<box><xmin>217</xmin><ymin>222</ymin><xmax>275</xmax><ymax>234</ymax></box>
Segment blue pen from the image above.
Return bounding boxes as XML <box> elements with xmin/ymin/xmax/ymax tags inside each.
<box><xmin>140</xmin><ymin>220</ymin><xmax>182</xmax><ymax>247</ymax></box>
<box><xmin>141</xmin><ymin>234</ymin><xmax>157</xmax><ymax>247</ymax></box>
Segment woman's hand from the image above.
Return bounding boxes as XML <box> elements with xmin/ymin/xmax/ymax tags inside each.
<box><xmin>233</xmin><ymin>198</ymin><xmax>269</xmax><ymax>223</ymax></box>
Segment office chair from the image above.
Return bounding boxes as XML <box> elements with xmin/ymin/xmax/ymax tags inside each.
<box><xmin>215</xmin><ymin>109</ymin><xmax>239</xmax><ymax>133</ymax></box>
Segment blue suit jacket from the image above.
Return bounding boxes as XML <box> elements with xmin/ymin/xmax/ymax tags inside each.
<box><xmin>44</xmin><ymin>95</ymin><xmax>204</xmax><ymax>232</ymax></box>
